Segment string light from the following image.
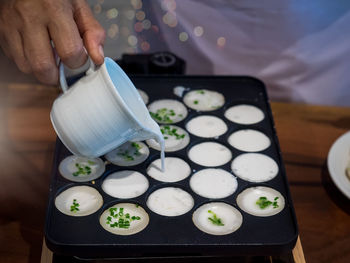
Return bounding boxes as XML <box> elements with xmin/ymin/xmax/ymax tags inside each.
<box><xmin>106</xmin><ymin>8</ymin><xmax>119</xmax><ymax>19</ymax></box>
<box><xmin>179</xmin><ymin>32</ymin><xmax>188</xmax><ymax>42</ymax></box>
<box><xmin>217</xmin><ymin>37</ymin><xmax>226</xmax><ymax>47</ymax></box>
<box><xmin>194</xmin><ymin>26</ymin><xmax>204</xmax><ymax>37</ymax></box>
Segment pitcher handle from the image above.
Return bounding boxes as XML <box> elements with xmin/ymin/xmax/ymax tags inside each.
<box><xmin>58</xmin><ymin>56</ymin><xmax>97</xmax><ymax>93</ymax></box>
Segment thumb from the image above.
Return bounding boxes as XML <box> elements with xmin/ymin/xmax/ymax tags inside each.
<box><xmin>73</xmin><ymin>0</ymin><xmax>106</xmax><ymax>65</ymax></box>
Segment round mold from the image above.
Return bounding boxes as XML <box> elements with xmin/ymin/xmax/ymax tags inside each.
<box><xmin>188</xmin><ymin>141</ymin><xmax>232</xmax><ymax>167</ymax></box>
<box><xmin>192</xmin><ymin>202</ymin><xmax>243</xmax><ymax>235</ymax></box>
<box><xmin>231</xmin><ymin>153</ymin><xmax>279</xmax><ymax>183</ymax></box>
<box><xmin>190</xmin><ymin>168</ymin><xmax>238</xmax><ymax>199</ymax></box>
<box><xmin>55</xmin><ymin>185</ymin><xmax>103</xmax><ymax>217</ymax></box>
<box><xmin>105</xmin><ymin>141</ymin><xmax>149</xmax><ymax>166</ymax></box>
<box><xmin>228</xmin><ymin>129</ymin><xmax>271</xmax><ymax>152</ymax></box>
<box><xmin>146</xmin><ymin>187</ymin><xmax>194</xmax><ymax>217</ymax></box>
<box><xmin>147</xmin><ymin>157</ymin><xmax>191</xmax><ymax>183</ymax></box>
<box><xmin>100</xmin><ymin>202</ymin><xmax>149</xmax><ymax>235</ymax></box>
<box><xmin>236</xmin><ymin>186</ymin><xmax>285</xmax><ymax>217</ymax></box>
<box><xmin>186</xmin><ymin>115</ymin><xmax>228</xmax><ymax>138</ymax></box>
<box><xmin>148</xmin><ymin>99</ymin><xmax>188</xmax><ymax>124</ymax></box>
<box><xmin>224</xmin><ymin>104</ymin><xmax>264</xmax><ymax>125</ymax></box>
<box><xmin>102</xmin><ymin>170</ymin><xmax>149</xmax><ymax>199</ymax></box>
<box><xmin>59</xmin><ymin>156</ymin><xmax>105</xmax><ymax>182</ymax></box>
<box><xmin>183</xmin><ymin>89</ymin><xmax>225</xmax><ymax>111</ymax></box>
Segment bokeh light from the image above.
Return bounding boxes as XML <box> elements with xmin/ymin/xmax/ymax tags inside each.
<box><xmin>106</xmin><ymin>8</ymin><xmax>119</xmax><ymax>19</ymax></box>
<box><xmin>194</xmin><ymin>26</ymin><xmax>204</xmax><ymax>37</ymax></box>
<box><xmin>217</xmin><ymin>37</ymin><xmax>226</xmax><ymax>47</ymax></box>
<box><xmin>128</xmin><ymin>35</ymin><xmax>138</xmax><ymax>46</ymax></box>
<box><xmin>161</xmin><ymin>0</ymin><xmax>177</xmax><ymax>12</ymax></box>
<box><xmin>136</xmin><ymin>10</ymin><xmax>146</xmax><ymax>21</ymax></box>
<box><xmin>163</xmin><ymin>12</ymin><xmax>177</xmax><ymax>27</ymax></box>
<box><xmin>141</xmin><ymin>41</ymin><xmax>151</xmax><ymax>52</ymax></box>
<box><xmin>142</xmin><ymin>19</ymin><xmax>152</xmax><ymax>30</ymax></box>
<box><xmin>131</xmin><ymin>0</ymin><xmax>142</xmax><ymax>10</ymax></box>
<box><xmin>134</xmin><ymin>22</ymin><xmax>143</xmax><ymax>32</ymax></box>
<box><xmin>125</xmin><ymin>10</ymin><xmax>135</xmax><ymax>20</ymax></box>
<box><xmin>107</xmin><ymin>24</ymin><xmax>119</xmax><ymax>39</ymax></box>
<box><xmin>179</xmin><ymin>32</ymin><xmax>188</xmax><ymax>42</ymax></box>
<box><xmin>152</xmin><ymin>25</ymin><xmax>160</xmax><ymax>33</ymax></box>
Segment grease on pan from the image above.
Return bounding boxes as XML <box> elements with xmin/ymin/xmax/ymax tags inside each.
<box><xmin>225</xmin><ymin>104</ymin><xmax>264</xmax><ymax>124</ymax></box>
<box><xmin>190</xmin><ymin>168</ymin><xmax>238</xmax><ymax>199</ymax></box>
<box><xmin>105</xmin><ymin>141</ymin><xmax>149</xmax><ymax>166</ymax></box>
<box><xmin>55</xmin><ymin>185</ymin><xmax>103</xmax><ymax>217</ymax></box>
<box><xmin>102</xmin><ymin>170</ymin><xmax>149</xmax><ymax>199</ymax></box>
<box><xmin>192</xmin><ymin>202</ymin><xmax>243</xmax><ymax>235</ymax></box>
<box><xmin>183</xmin><ymin>89</ymin><xmax>225</xmax><ymax>111</ymax></box>
<box><xmin>147</xmin><ymin>187</ymin><xmax>194</xmax><ymax>217</ymax></box>
<box><xmin>237</xmin><ymin>186</ymin><xmax>285</xmax><ymax>217</ymax></box>
<box><xmin>59</xmin><ymin>156</ymin><xmax>105</xmax><ymax>182</ymax></box>
<box><xmin>147</xmin><ymin>125</ymin><xmax>190</xmax><ymax>152</ymax></box>
<box><xmin>147</xmin><ymin>157</ymin><xmax>191</xmax><ymax>182</ymax></box>
<box><xmin>231</xmin><ymin>153</ymin><xmax>279</xmax><ymax>182</ymax></box>
<box><xmin>228</xmin><ymin>129</ymin><xmax>270</xmax><ymax>152</ymax></box>
<box><xmin>188</xmin><ymin>142</ymin><xmax>232</xmax><ymax>167</ymax></box>
<box><xmin>148</xmin><ymin>99</ymin><xmax>187</xmax><ymax>124</ymax></box>
<box><xmin>186</xmin><ymin>115</ymin><xmax>228</xmax><ymax>138</ymax></box>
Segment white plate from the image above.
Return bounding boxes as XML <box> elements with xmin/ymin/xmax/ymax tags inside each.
<box><xmin>327</xmin><ymin>131</ymin><xmax>350</xmax><ymax>199</ymax></box>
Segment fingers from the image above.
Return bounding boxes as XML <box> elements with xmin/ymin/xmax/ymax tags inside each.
<box><xmin>73</xmin><ymin>0</ymin><xmax>105</xmax><ymax>65</ymax></box>
<box><xmin>5</xmin><ymin>30</ymin><xmax>31</xmax><ymax>73</ymax></box>
<box><xmin>22</xmin><ymin>24</ymin><xmax>57</xmax><ymax>85</ymax></box>
<box><xmin>48</xmin><ymin>8</ymin><xmax>87</xmax><ymax>69</ymax></box>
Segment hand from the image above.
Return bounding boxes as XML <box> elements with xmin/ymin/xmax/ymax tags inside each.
<box><xmin>0</xmin><ymin>0</ymin><xmax>105</xmax><ymax>85</ymax></box>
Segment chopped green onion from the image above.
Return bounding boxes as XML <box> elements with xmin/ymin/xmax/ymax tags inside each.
<box><xmin>160</xmin><ymin>125</ymin><xmax>185</xmax><ymax>140</ymax></box>
<box><xmin>256</xmin><ymin>196</ymin><xmax>279</xmax><ymax>209</ymax></box>
<box><xmin>208</xmin><ymin>210</ymin><xmax>224</xmax><ymax>226</ymax></box>
<box><xmin>72</xmin><ymin>163</ymin><xmax>92</xmax><ymax>176</ymax></box>
<box><xmin>193</xmin><ymin>100</ymin><xmax>199</xmax><ymax>104</ymax></box>
<box><xmin>197</xmin><ymin>90</ymin><xmax>205</xmax><ymax>94</ymax></box>
<box><xmin>70</xmin><ymin>199</ymin><xmax>80</xmax><ymax>212</ymax></box>
<box><xmin>106</xmin><ymin>207</ymin><xmax>141</xmax><ymax>229</ymax></box>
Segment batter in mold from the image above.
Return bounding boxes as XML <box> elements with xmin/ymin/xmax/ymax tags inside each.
<box><xmin>186</xmin><ymin>115</ymin><xmax>227</xmax><ymax>138</ymax></box>
<box><xmin>237</xmin><ymin>186</ymin><xmax>285</xmax><ymax>217</ymax></box>
<box><xmin>225</xmin><ymin>104</ymin><xmax>264</xmax><ymax>124</ymax></box>
<box><xmin>188</xmin><ymin>142</ymin><xmax>232</xmax><ymax>167</ymax></box>
<box><xmin>228</xmin><ymin>129</ymin><xmax>271</xmax><ymax>152</ymax></box>
<box><xmin>102</xmin><ymin>170</ymin><xmax>149</xmax><ymax>199</ymax></box>
<box><xmin>192</xmin><ymin>202</ymin><xmax>243</xmax><ymax>235</ymax></box>
<box><xmin>183</xmin><ymin>89</ymin><xmax>225</xmax><ymax>111</ymax></box>
<box><xmin>147</xmin><ymin>157</ymin><xmax>191</xmax><ymax>182</ymax></box>
<box><xmin>55</xmin><ymin>185</ymin><xmax>103</xmax><ymax>217</ymax></box>
<box><xmin>147</xmin><ymin>187</ymin><xmax>194</xmax><ymax>217</ymax></box>
<box><xmin>231</xmin><ymin>153</ymin><xmax>279</xmax><ymax>182</ymax></box>
<box><xmin>148</xmin><ymin>99</ymin><xmax>188</xmax><ymax>124</ymax></box>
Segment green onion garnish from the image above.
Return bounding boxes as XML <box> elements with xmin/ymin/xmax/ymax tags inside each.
<box><xmin>106</xmin><ymin>207</ymin><xmax>141</xmax><ymax>229</ymax></box>
<box><xmin>256</xmin><ymin>196</ymin><xmax>279</xmax><ymax>209</ymax></box>
<box><xmin>70</xmin><ymin>199</ymin><xmax>80</xmax><ymax>212</ymax></box>
<box><xmin>208</xmin><ymin>210</ymin><xmax>224</xmax><ymax>226</ymax></box>
<box><xmin>72</xmin><ymin>163</ymin><xmax>92</xmax><ymax>176</ymax></box>
<box><xmin>160</xmin><ymin>125</ymin><xmax>185</xmax><ymax>140</ymax></box>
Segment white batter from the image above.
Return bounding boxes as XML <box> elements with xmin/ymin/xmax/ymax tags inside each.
<box><xmin>137</xmin><ymin>89</ymin><xmax>149</xmax><ymax>104</ymax></box>
<box><xmin>183</xmin><ymin>89</ymin><xmax>225</xmax><ymax>111</ymax></box>
<box><xmin>147</xmin><ymin>125</ymin><xmax>190</xmax><ymax>152</ymax></box>
<box><xmin>190</xmin><ymin>169</ymin><xmax>238</xmax><ymax>199</ymax></box>
<box><xmin>224</xmin><ymin>104</ymin><xmax>265</xmax><ymax>124</ymax></box>
<box><xmin>236</xmin><ymin>186</ymin><xmax>285</xmax><ymax>217</ymax></box>
<box><xmin>231</xmin><ymin>153</ymin><xmax>279</xmax><ymax>182</ymax></box>
<box><xmin>192</xmin><ymin>202</ymin><xmax>243</xmax><ymax>235</ymax></box>
<box><xmin>102</xmin><ymin>170</ymin><xmax>149</xmax><ymax>199</ymax></box>
<box><xmin>100</xmin><ymin>203</ymin><xmax>149</xmax><ymax>236</ymax></box>
<box><xmin>55</xmin><ymin>185</ymin><xmax>103</xmax><ymax>217</ymax></box>
<box><xmin>147</xmin><ymin>157</ymin><xmax>191</xmax><ymax>182</ymax></box>
<box><xmin>148</xmin><ymin>99</ymin><xmax>188</xmax><ymax>124</ymax></box>
<box><xmin>186</xmin><ymin>115</ymin><xmax>228</xmax><ymax>138</ymax></box>
<box><xmin>59</xmin><ymin>155</ymin><xmax>105</xmax><ymax>182</ymax></box>
<box><xmin>228</xmin><ymin>129</ymin><xmax>271</xmax><ymax>152</ymax></box>
<box><xmin>105</xmin><ymin>141</ymin><xmax>149</xmax><ymax>166</ymax></box>
<box><xmin>188</xmin><ymin>142</ymin><xmax>232</xmax><ymax>167</ymax></box>
<box><xmin>146</xmin><ymin>187</ymin><xmax>194</xmax><ymax>217</ymax></box>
